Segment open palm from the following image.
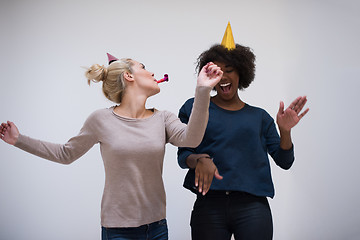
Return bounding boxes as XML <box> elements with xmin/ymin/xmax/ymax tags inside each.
<box><xmin>277</xmin><ymin>96</ymin><xmax>309</xmax><ymax>131</ymax></box>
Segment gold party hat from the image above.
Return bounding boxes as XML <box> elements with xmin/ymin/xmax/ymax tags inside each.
<box><xmin>221</xmin><ymin>22</ymin><xmax>235</xmax><ymax>50</ymax></box>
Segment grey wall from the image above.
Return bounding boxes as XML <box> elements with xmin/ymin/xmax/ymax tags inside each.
<box><xmin>1</xmin><ymin>0</ymin><xmax>359</xmax><ymax>239</ymax></box>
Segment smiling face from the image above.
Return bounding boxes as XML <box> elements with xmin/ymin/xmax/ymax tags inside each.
<box><xmin>130</xmin><ymin>60</ymin><xmax>160</xmax><ymax>97</ymax></box>
<box><xmin>213</xmin><ymin>61</ymin><xmax>240</xmax><ymax>102</ymax></box>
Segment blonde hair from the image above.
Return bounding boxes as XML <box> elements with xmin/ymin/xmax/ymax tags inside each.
<box><xmin>85</xmin><ymin>58</ymin><xmax>133</xmax><ymax>103</ymax></box>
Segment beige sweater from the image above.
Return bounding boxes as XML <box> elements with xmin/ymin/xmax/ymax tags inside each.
<box><xmin>15</xmin><ymin>86</ymin><xmax>211</xmax><ymax>228</ymax></box>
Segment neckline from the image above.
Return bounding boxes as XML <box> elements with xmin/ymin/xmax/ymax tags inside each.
<box><xmin>111</xmin><ymin>106</ymin><xmax>158</xmax><ymax>121</ymax></box>
<box><xmin>210</xmin><ymin>101</ymin><xmax>248</xmax><ymax>113</ymax></box>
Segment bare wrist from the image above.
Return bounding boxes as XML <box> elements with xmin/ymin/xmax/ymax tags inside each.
<box><xmin>197</xmin><ymin>156</ymin><xmax>212</xmax><ymax>164</ymax></box>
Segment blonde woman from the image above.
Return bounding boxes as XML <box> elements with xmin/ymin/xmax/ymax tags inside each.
<box><xmin>0</xmin><ymin>55</ymin><xmax>223</xmax><ymax>240</ymax></box>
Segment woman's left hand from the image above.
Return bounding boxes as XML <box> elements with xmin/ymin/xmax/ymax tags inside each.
<box><xmin>276</xmin><ymin>96</ymin><xmax>309</xmax><ymax>132</ymax></box>
<box><xmin>197</xmin><ymin>62</ymin><xmax>223</xmax><ymax>88</ymax></box>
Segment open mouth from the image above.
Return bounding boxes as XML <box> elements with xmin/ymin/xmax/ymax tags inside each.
<box><xmin>220</xmin><ymin>83</ymin><xmax>231</xmax><ymax>93</ymax></box>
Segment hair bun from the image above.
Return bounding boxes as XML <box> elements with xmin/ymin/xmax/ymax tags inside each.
<box><xmin>85</xmin><ymin>64</ymin><xmax>108</xmax><ymax>85</ymax></box>
<box><xmin>101</xmin><ymin>65</ymin><xmax>108</xmax><ymax>80</ymax></box>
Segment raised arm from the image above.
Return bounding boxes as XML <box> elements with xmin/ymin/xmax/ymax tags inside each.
<box><xmin>276</xmin><ymin>96</ymin><xmax>309</xmax><ymax>150</ymax></box>
<box><xmin>166</xmin><ymin>63</ymin><xmax>222</xmax><ymax>147</ymax></box>
<box><xmin>197</xmin><ymin>62</ymin><xmax>223</xmax><ymax>88</ymax></box>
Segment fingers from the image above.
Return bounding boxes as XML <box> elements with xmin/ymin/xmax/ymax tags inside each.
<box><xmin>288</xmin><ymin>96</ymin><xmax>307</xmax><ymax>113</ymax></box>
<box><xmin>197</xmin><ymin>173</ymin><xmax>212</xmax><ymax>195</ymax></box>
<box><xmin>278</xmin><ymin>101</ymin><xmax>284</xmax><ymax>115</ymax></box>
<box><xmin>285</xmin><ymin>96</ymin><xmax>309</xmax><ymax>118</ymax></box>
<box><xmin>200</xmin><ymin>173</ymin><xmax>210</xmax><ymax>195</ymax></box>
<box><xmin>1</xmin><ymin>122</ymin><xmax>9</xmax><ymax>129</ymax></box>
<box><xmin>296</xmin><ymin>96</ymin><xmax>308</xmax><ymax>114</ymax></box>
<box><xmin>288</xmin><ymin>96</ymin><xmax>302</xmax><ymax>111</ymax></box>
<box><xmin>197</xmin><ymin>62</ymin><xmax>223</xmax><ymax>88</ymax></box>
<box><xmin>195</xmin><ymin>158</ymin><xmax>223</xmax><ymax>195</ymax></box>
<box><xmin>0</xmin><ymin>124</ymin><xmax>4</xmax><ymax>140</ymax></box>
<box><xmin>298</xmin><ymin>107</ymin><xmax>310</xmax><ymax>120</ymax></box>
<box><xmin>0</xmin><ymin>122</ymin><xmax>10</xmax><ymax>141</ymax></box>
<box><xmin>205</xmin><ymin>62</ymin><xmax>223</xmax><ymax>78</ymax></box>
<box><xmin>0</xmin><ymin>121</ymin><xmax>19</xmax><ymax>145</ymax></box>
<box><xmin>0</xmin><ymin>122</ymin><xmax>9</xmax><ymax>133</ymax></box>
<box><xmin>214</xmin><ymin>169</ymin><xmax>223</xmax><ymax>180</ymax></box>
<box><xmin>195</xmin><ymin>170</ymin><xmax>199</xmax><ymax>188</ymax></box>
<box><xmin>195</xmin><ymin>166</ymin><xmax>207</xmax><ymax>194</ymax></box>
<box><xmin>278</xmin><ymin>97</ymin><xmax>309</xmax><ymax>131</ymax></box>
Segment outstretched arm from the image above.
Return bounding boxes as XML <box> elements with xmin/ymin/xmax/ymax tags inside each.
<box><xmin>1</xmin><ymin>114</ymin><xmax>98</xmax><ymax>165</ymax></box>
<box><xmin>0</xmin><ymin>121</ymin><xmax>19</xmax><ymax>145</ymax></box>
<box><xmin>276</xmin><ymin>96</ymin><xmax>309</xmax><ymax>149</ymax></box>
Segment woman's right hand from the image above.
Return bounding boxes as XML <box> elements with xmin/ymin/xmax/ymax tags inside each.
<box><xmin>197</xmin><ymin>62</ymin><xmax>223</xmax><ymax>88</ymax></box>
<box><xmin>195</xmin><ymin>156</ymin><xmax>223</xmax><ymax>195</ymax></box>
<box><xmin>0</xmin><ymin>121</ymin><xmax>19</xmax><ymax>145</ymax></box>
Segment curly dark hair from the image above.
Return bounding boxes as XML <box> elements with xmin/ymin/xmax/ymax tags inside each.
<box><xmin>196</xmin><ymin>44</ymin><xmax>256</xmax><ymax>90</ymax></box>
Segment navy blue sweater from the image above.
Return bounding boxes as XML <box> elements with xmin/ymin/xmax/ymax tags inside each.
<box><xmin>177</xmin><ymin>99</ymin><xmax>295</xmax><ymax>198</ymax></box>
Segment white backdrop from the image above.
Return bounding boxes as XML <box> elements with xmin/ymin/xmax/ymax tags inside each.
<box><xmin>1</xmin><ymin>0</ymin><xmax>359</xmax><ymax>239</ymax></box>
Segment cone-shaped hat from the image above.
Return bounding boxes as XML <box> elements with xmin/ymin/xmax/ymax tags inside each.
<box><xmin>221</xmin><ymin>22</ymin><xmax>235</xmax><ymax>50</ymax></box>
<box><xmin>107</xmin><ymin>53</ymin><xmax>119</xmax><ymax>64</ymax></box>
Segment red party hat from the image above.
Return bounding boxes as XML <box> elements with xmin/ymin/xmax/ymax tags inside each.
<box><xmin>107</xmin><ymin>53</ymin><xmax>119</xmax><ymax>64</ymax></box>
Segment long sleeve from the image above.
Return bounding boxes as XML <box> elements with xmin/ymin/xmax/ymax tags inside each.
<box><xmin>165</xmin><ymin>85</ymin><xmax>211</xmax><ymax>148</ymax></box>
<box><xmin>177</xmin><ymin>98</ymin><xmax>197</xmax><ymax>169</ymax></box>
<box><xmin>14</xmin><ymin>114</ymin><xmax>99</xmax><ymax>165</ymax></box>
<box><xmin>263</xmin><ymin>112</ymin><xmax>295</xmax><ymax>170</ymax></box>
<box><xmin>176</xmin><ymin>102</ymin><xmax>295</xmax><ymax>198</ymax></box>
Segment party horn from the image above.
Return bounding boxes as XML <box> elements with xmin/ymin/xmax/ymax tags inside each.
<box><xmin>156</xmin><ymin>74</ymin><xmax>169</xmax><ymax>83</ymax></box>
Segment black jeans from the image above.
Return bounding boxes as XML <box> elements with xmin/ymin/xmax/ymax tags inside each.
<box><xmin>190</xmin><ymin>191</ymin><xmax>273</xmax><ymax>240</ymax></box>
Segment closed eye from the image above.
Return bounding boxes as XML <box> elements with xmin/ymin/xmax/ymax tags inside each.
<box><xmin>224</xmin><ymin>65</ymin><xmax>234</xmax><ymax>73</ymax></box>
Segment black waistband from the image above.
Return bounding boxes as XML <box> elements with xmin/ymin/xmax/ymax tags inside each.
<box><xmin>197</xmin><ymin>190</ymin><xmax>259</xmax><ymax>198</ymax></box>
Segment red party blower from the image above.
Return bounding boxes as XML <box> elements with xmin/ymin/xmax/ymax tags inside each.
<box><xmin>157</xmin><ymin>74</ymin><xmax>169</xmax><ymax>83</ymax></box>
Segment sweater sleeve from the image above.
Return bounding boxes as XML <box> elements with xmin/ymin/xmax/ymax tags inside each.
<box><xmin>263</xmin><ymin>112</ymin><xmax>295</xmax><ymax>170</ymax></box>
<box><xmin>14</xmin><ymin>114</ymin><xmax>99</xmax><ymax>165</ymax></box>
<box><xmin>177</xmin><ymin>99</ymin><xmax>197</xmax><ymax>169</ymax></box>
<box><xmin>165</xmin><ymin>85</ymin><xmax>211</xmax><ymax>148</ymax></box>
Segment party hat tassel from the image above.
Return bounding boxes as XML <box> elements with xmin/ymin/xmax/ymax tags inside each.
<box><xmin>221</xmin><ymin>22</ymin><xmax>235</xmax><ymax>50</ymax></box>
